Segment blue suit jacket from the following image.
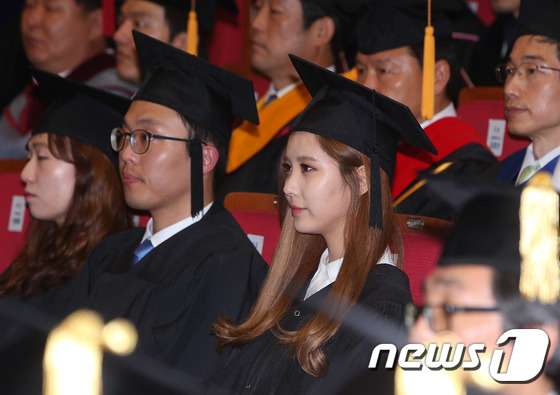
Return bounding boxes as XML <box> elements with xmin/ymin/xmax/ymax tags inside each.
<box><xmin>497</xmin><ymin>147</ymin><xmax>560</xmax><ymax>185</ymax></box>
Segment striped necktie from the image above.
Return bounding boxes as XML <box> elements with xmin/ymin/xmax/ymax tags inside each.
<box><xmin>132</xmin><ymin>237</ymin><xmax>154</xmax><ymax>265</ymax></box>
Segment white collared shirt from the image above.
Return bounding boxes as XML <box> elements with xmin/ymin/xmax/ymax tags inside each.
<box><xmin>304</xmin><ymin>247</ymin><xmax>397</xmax><ymax>300</ymax></box>
<box><xmin>516</xmin><ymin>144</ymin><xmax>560</xmax><ymax>185</ymax></box>
<box><xmin>263</xmin><ymin>64</ymin><xmax>336</xmax><ymax>104</ymax></box>
<box><xmin>139</xmin><ymin>202</ymin><xmax>213</xmax><ymax>248</ymax></box>
<box><xmin>420</xmin><ymin>103</ymin><xmax>457</xmax><ymax>129</ymax></box>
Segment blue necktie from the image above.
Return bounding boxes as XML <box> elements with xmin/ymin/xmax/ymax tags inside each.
<box><xmin>132</xmin><ymin>237</ymin><xmax>154</xmax><ymax>265</ymax></box>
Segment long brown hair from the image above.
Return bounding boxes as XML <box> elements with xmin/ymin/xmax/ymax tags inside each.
<box><xmin>214</xmin><ymin>135</ymin><xmax>403</xmax><ymax>377</ymax></box>
<box><xmin>0</xmin><ymin>134</ymin><xmax>132</xmax><ymax>296</ymax></box>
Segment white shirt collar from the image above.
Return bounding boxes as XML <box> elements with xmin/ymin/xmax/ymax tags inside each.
<box><xmin>140</xmin><ymin>202</ymin><xmax>213</xmax><ymax>248</ymax></box>
<box><xmin>264</xmin><ymin>64</ymin><xmax>336</xmax><ymax>103</ymax></box>
<box><xmin>420</xmin><ymin>103</ymin><xmax>457</xmax><ymax>129</ymax></box>
<box><xmin>517</xmin><ymin>144</ymin><xmax>560</xmax><ymax>184</ymax></box>
<box><xmin>304</xmin><ymin>247</ymin><xmax>397</xmax><ymax>300</ymax></box>
<box><xmin>520</xmin><ymin>143</ymin><xmax>560</xmax><ymax>169</ymax></box>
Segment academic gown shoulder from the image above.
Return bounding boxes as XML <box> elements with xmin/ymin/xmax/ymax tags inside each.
<box><xmin>52</xmin><ymin>203</ymin><xmax>268</xmax><ymax>380</ymax></box>
<box><xmin>392</xmin><ymin>117</ymin><xmax>489</xmax><ymax>199</ymax></box>
<box><xmin>216</xmin><ymin>131</ymin><xmax>290</xmax><ymax>199</ymax></box>
<box><xmin>207</xmin><ymin>263</ymin><xmax>412</xmax><ymax>394</ymax></box>
<box><xmin>394</xmin><ymin>142</ymin><xmax>497</xmax><ymax>221</ymax></box>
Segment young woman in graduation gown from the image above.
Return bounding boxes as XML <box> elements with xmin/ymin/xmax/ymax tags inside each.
<box><xmin>207</xmin><ymin>55</ymin><xmax>437</xmax><ymax>393</ymax></box>
<box><xmin>0</xmin><ymin>71</ymin><xmax>131</xmax><ymax>297</ymax></box>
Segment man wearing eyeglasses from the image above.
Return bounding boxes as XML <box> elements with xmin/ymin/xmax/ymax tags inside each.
<box><xmin>52</xmin><ymin>32</ymin><xmax>268</xmax><ymax>381</ymax></box>
<box><xmin>492</xmin><ymin>0</ymin><xmax>560</xmax><ymax>186</ymax></box>
<box><xmin>408</xmin><ymin>175</ymin><xmax>560</xmax><ymax>394</ymax></box>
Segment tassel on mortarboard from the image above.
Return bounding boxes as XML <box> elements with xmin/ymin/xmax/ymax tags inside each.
<box><xmin>519</xmin><ymin>172</ymin><xmax>560</xmax><ymax>304</ymax></box>
<box><xmin>187</xmin><ymin>0</ymin><xmax>199</xmax><ymax>56</ymax></box>
<box><xmin>189</xmin><ymin>139</ymin><xmax>204</xmax><ymax>217</ymax></box>
<box><xmin>421</xmin><ymin>0</ymin><xmax>435</xmax><ymax>121</ymax></box>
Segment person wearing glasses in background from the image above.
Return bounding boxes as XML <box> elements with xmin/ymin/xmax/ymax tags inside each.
<box><xmin>59</xmin><ymin>32</ymin><xmax>268</xmax><ymax>381</ymax></box>
<box><xmin>408</xmin><ymin>175</ymin><xmax>560</xmax><ymax>395</ymax></box>
<box><xmin>491</xmin><ymin>0</ymin><xmax>560</xmax><ymax>186</ymax></box>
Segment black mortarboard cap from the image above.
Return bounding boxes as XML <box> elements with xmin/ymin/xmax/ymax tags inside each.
<box><xmin>31</xmin><ymin>69</ymin><xmax>130</xmax><ymax>168</ymax></box>
<box><xmin>289</xmin><ymin>54</ymin><xmax>437</xmax><ymax>229</ymax></box>
<box><xmin>345</xmin><ymin>0</ymin><xmax>456</xmax><ymax>55</ymax></box>
<box><xmin>133</xmin><ymin>30</ymin><xmax>259</xmax><ymax>217</ymax></box>
<box><xmin>520</xmin><ymin>0</ymin><xmax>560</xmax><ymax>41</ymax></box>
<box><xmin>425</xmin><ymin>175</ymin><xmax>522</xmax><ymax>276</ymax></box>
<box><xmin>147</xmin><ymin>0</ymin><xmax>238</xmax><ymax>36</ymax></box>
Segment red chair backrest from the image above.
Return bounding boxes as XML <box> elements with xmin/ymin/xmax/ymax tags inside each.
<box><xmin>397</xmin><ymin>215</ymin><xmax>451</xmax><ymax>305</ymax></box>
<box><xmin>401</xmin><ymin>233</ymin><xmax>444</xmax><ymax>305</ymax></box>
<box><xmin>224</xmin><ymin>192</ymin><xmax>281</xmax><ymax>265</ymax></box>
<box><xmin>230</xmin><ymin>210</ymin><xmax>281</xmax><ymax>265</ymax></box>
<box><xmin>0</xmin><ymin>172</ymin><xmax>30</xmax><ymax>274</ymax></box>
<box><xmin>457</xmin><ymin>87</ymin><xmax>530</xmax><ymax>161</ymax></box>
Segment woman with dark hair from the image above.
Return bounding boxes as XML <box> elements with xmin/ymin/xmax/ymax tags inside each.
<box><xmin>209</xmin><ymin>56</ymin><xmax>437</xmax><ymax>392</ymax></box>
<box><xmin>0</xmin><ymin>70</ymin><xmax>132</xmax><ymax>296</ymax></box>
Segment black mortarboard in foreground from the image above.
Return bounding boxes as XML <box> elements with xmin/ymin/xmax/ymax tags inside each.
<box><xmin>520</xmin><ymin>0</ymin><xmax>560</xmax><ymax>41</ymax></box>
<box><xmin>147</xmin><ymin>0</ymin><xmax>238</xmax><ymax>36</ymax></box>
<box><xmin>31</xmin><ymin>70</ymin><xmax>130</xmax><ymax>168</ymax></box>
<box><xmin>428</xmin><ymin>172</ymin><xmax>560</xmax><ymax>304</ymax></box>
<box><xmin>426</xmin><ymin>175</ymin><xmax>522</xmax><ymax>276</ymax></box>
<box><xmin>133</xmin><ymin>31</ymin><xmax>259</xmax><ymax>217</ymax></box>
<box><xmin>289</xmin><ymin>54</ymin><xmax>437</xmax><ymax>229</ymax></box>
<box><xmin>0</xmin><ymin>299</ymin><xmax>203</xmax><ymax>395</ymax></box>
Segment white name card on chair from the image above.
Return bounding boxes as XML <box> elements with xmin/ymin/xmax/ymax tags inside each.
<box><xmin>8</xmin><ymin>196</ymin><xmax>25</xmax><ymax>232</ymax></box>
<box><xmin>247</xmin><ymin>234</ymin><xmax>264</xmax><ymax>255</ymax></box>
<box><xmin>487</xmin><ymin>119</ymin><xmax>507</xmax><ymax>157</ymax></box>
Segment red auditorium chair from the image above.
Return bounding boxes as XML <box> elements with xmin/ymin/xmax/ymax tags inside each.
<box><xmin>457</xmin><ymin>86</ymin><xmax>530</xmax><ymax>161</ymax></box>
<box><xmin>223</xmin><ymin>192</ymin><xmax>281</xmax><ymax>265</ymax></box>
<box><xmin>396</xmin><ymin>214</ymin><xmax>452</xmax><ymax>305</ymax></box>
<box><xmin>224</xmin><ymin>193</ymin><xmax>451</xmax><ymax>305</ymax></box>
<box><xmin>0</xmin><ymin>160</ymin><xmax>30</xmax><ymax>274</ymax></box>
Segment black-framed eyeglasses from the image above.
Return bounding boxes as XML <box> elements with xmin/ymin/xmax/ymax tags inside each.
<box><xmin>405</xmin><ymin>303</ymin><xmax>499</xmax><ymax>332</ymax></box>
<box><xmin>111</xmin><ymin>127</ymin><xmax>202</xmax><ymax>155</ymax></box>
<box><xmin>495</xmin><ymin>62</ymin><xmax>560</xmax><ymax>83</ymax></box>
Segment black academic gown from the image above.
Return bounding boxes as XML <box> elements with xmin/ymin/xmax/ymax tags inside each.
<box><xmin>216</xmin><ymin>133</ymin><xmax>290</xmax><ymax>201</ymax></box>
<box><xmin>394</xmin><ymin>143</ymin><xmax>497</xmax><ymax>221</ymax></box>
<box><xmin>208</xmin><ymin>263</ymin><xmax>412</xmax><ymax>394</ymax></box>
<box><xmin>59</xmin><ymin>203</ymin><xmax>268</xmax><ymax>381</ymax></box>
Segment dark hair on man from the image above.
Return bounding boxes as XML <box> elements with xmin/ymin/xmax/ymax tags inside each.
<box><xmin>164</xmin><ymin>8</ymin><xmax>210</xmax><ymax>60</ymax></box>
<box><xmin>179</xmin><ymin>113</ymin><xmax>227</xmax><ymax>182</ymax></box>
<box><xmin>492</xmin><ymin>270</ymin><xmax>560</xmax><ymax>386</ymax></box>
<box><xmin>408</xmin><ymin>38</ymin><xmax>462</xmax><ymax>104</ymax></box>
<box><xmin>534</xmin><ymin>35</ymin><xmax>560</xmax><ymax>61</ymax></box>
<box><xmin>300</xmin><ymin>0</ymin><xmax>343</xmax><ymax>63</ymax></box>
<box><xmin>492</xmin><ymin>271</ymin><xmax>560</xmax><ymax>330</ymax></box>
<box><xmin>75</xmin><ymin>0</ymin><xmax>101</xmax><ymax>13</ymax></box>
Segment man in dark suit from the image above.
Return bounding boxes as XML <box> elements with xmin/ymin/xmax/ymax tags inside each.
<box><xmin>493</xmin><ymin>0</ymin><xmax>560</xmax><ymax>185</ymax></box>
